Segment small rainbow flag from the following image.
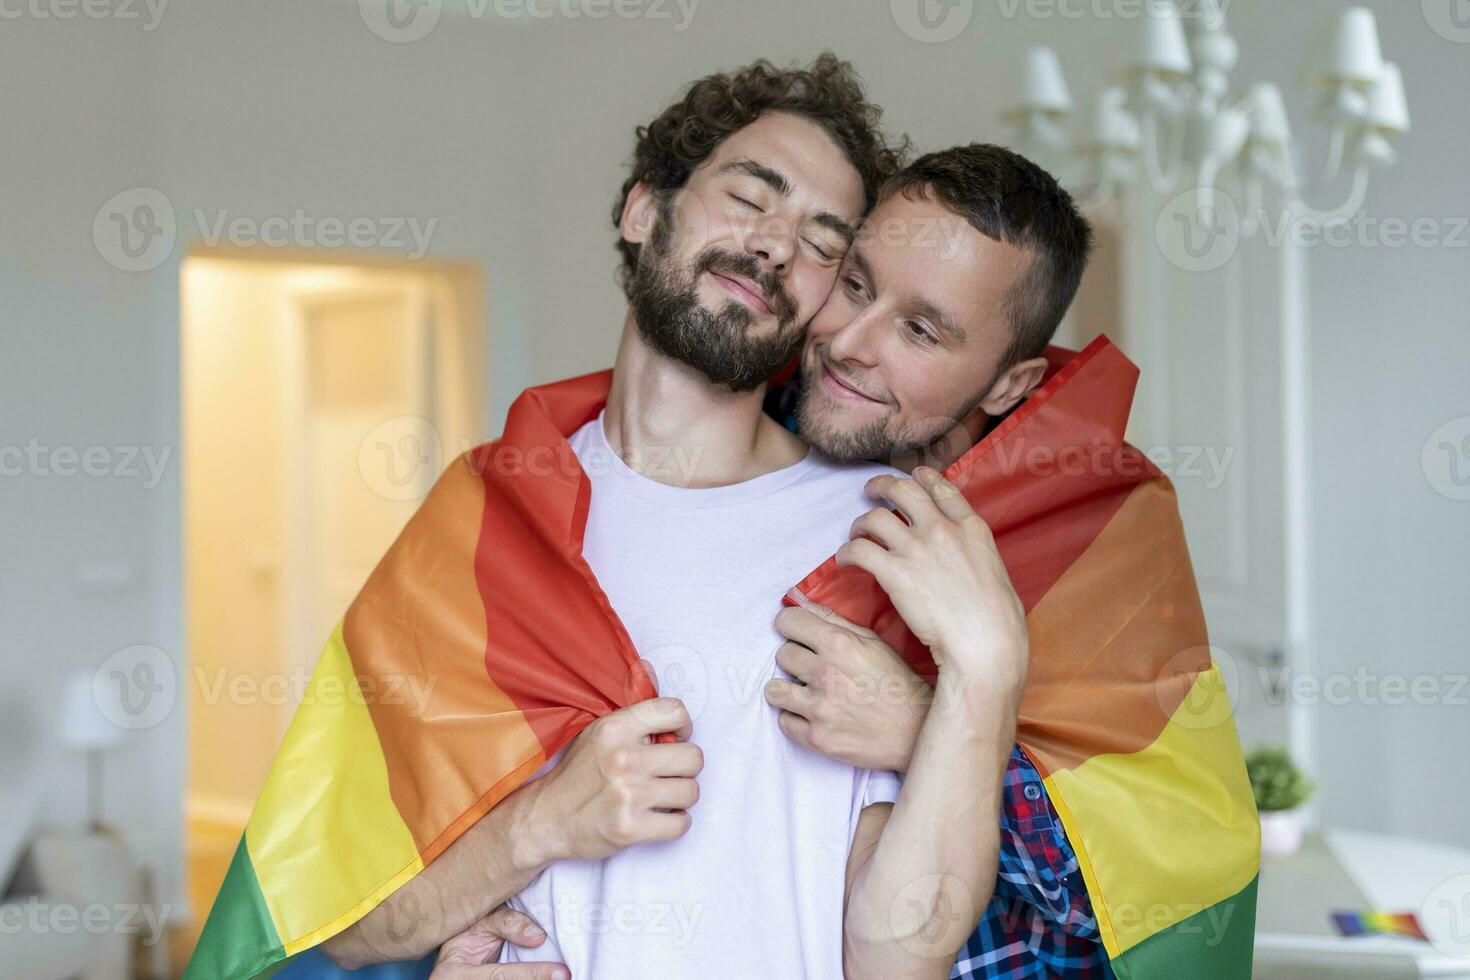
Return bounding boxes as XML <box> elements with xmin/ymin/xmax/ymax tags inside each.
<box><xmin>187</xmin><ymin>336</ymin><xmax>1259</xmax><ymax>979</ymax></box>
<box><xmin>1332</xmin><ymin>910</ymin><xmax>1430</xmax><ymax>941</ymax></box>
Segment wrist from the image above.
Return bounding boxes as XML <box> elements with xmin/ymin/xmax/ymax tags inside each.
<box><xmin>501</xmin><ymin>776</ymin><xmax>562</xmax><ymax>873</ymax></box>
<box><xmin>931</xmin><ymin>662</ymin><xmax>1025</xmax><ymax>729</ymax></box>
<box><xmin>889</xmin><ymin>682</ymin><xmax>934</xmax><ymax>774</ymax></box>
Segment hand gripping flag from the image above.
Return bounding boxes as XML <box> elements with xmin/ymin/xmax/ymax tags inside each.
<box><xmin>187</xmin><ymin>335</ymin><xmax>1259</xmax><ymax>979</ymax></box>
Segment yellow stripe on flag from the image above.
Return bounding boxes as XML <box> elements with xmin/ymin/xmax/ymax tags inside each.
<box><xmin>1043</xmin><ymin>665</ymin><xmax>1260</xmax><ymax>958</ymax></box>
<box><xmin>245</xmin><ymin>621</ymin><xmax>425</xmax><ymax>954</ymax></box>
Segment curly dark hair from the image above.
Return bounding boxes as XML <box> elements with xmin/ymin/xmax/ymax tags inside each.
<box><xmin>612</xmin><ymin>53</ymin><xmax>908</xmax><ymax>297</ymax></box>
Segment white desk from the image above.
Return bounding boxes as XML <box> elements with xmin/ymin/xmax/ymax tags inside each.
<box><xmin>1254</xmin><ymin>829</ymin><xmax>1470</xmax><ymax>978</ymax></box>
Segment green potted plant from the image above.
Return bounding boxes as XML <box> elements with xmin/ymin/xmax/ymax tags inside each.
<box><xmin>1247</xmin><ymin>747</ymin><xmax>1315</xmax><ymax>858</ymax></box>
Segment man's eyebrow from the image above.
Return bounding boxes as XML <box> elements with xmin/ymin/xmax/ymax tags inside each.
<box><xmin>720</xmin><ymin>159</ymin><xmax>856</xmax><ymax>245</ymax></box>
<box><xmin>812</xmin><ymin>212</ymin><xmax>857</xmax><ymax>246</ymax></box>
<box><xmin>910</xmin><ymin>296</ymin><xmax>966</xmax><ymax>343</ymax></box>
<box><xmin>720</xmin><ymin>159</ymin><xmax>791</xmax><ymax>196</ymax></box>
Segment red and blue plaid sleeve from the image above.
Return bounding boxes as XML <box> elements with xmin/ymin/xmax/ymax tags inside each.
<box><xmin>950</xmin><ymin>746</ymin><xmax>1113</xmax><ymax>979</ymax></box>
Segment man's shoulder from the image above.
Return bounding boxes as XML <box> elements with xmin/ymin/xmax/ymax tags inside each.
<box><xmin>798</xmin><ymin>451</ymin><xmax>904</xmax><ymax>494</ymax></box>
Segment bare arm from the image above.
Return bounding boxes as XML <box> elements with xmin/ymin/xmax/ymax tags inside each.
<box><xmin>841</xmin><ymin>675</ymin><xmax>1020</xmax><ymax>980</ymax></box>
<box><xmin>322</xmin><ymin>777</ymin><xmax>552</xmax><ymax>968</ymax></box>
<box><xmin>323</xmin><ymin>696</ymin><xmax>702</xmax><ymax>968</ymax></box>
<box><xmin>775</xmin><ymin>467</ymin><xmax>1029</xmax><ymax>980</ymax></box>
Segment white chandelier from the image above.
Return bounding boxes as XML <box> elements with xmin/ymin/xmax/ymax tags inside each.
<box><xmin>1003</xmin><ymin>0</ymin><xmax>1410</xmax><ymax>233</ymax></box>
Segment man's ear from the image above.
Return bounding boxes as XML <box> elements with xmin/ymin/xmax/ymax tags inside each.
<box><xmin>978</xmin><ymin>356</ymin><xmax>1048</xmax><ymax>417</ymax></box>
<box><xmin>619</xmin><ymin>181</ymin><xmax>659</xmax><ymax>247</ymax></box>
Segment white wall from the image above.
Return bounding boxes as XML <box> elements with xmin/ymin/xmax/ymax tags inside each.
<box><xmin>2</xmin><ymin>0</ymin><xmax>1466</xmax><ymax>917</ymax></box>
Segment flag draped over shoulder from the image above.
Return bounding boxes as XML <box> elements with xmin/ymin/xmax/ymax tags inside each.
<box><xmin>187</xmin><ymin>336</ymin><xmax>1258</xmax><ymax>980</ymax></box>
<box><xmin>791</xmin><ymin>336</ymin><xmax>1260</xmax><ymax>979</ymax></box>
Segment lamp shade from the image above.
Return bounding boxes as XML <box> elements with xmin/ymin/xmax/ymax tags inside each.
<box><xmin>1248</xmin><ymin>82</ymin><xmax>1292</xmax><ymax>147</ymax></box>
<box><xmin>1182</xmin><ymin>0</ymin><xmax>1226</xmax><ymax>38</ymax></box>
<box><xmin>1326</xmin><ymin>7</ymin><xmax>1384</xmax><ymax>84</ymax></box>
<box><xmin>59</xmin><ymin>669</ymin><xmax>125</xmax><ymax>751</ymax></box>
<box><xmin>1093</xmin><ymin>87</ymin><xmax>1139</xmax><ymax>149</ymax></box>
<box><xmin>1017</xmin><ymin>47</ymin><xmax>1073</xmax><ymax>116</ymax></box>
<box><xmin>1134</xmin><ymin>0</ymin><xmax>1193</xmax><ymax>76</ymax></box>
<box><xmin>1367</xmin><ymin>62</ymin><xmax>1410</xmax><ymax>133</ymax></box>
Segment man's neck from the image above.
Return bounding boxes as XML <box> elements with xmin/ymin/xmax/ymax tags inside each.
<box><xmin>602</xmin><ymin>313</ymin><xmax>808</xmax><ymax>488</ymax></box>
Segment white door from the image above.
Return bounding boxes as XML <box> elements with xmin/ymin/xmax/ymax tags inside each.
<box><xmin>1114</xmin><ymin>188</ymin><xmax>1298</xmax><ymax>753</ymax></box>
<box><xmin>284</xmin><ymin>281</ymin><xmax>439</xmax><ymax>682</ymax></box>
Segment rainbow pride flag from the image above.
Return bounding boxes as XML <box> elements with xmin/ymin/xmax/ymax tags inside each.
<box><xmin>187</xmin><ymin>335</ymin><xmax>1259</xmax><ymax>979</ymax></box>
<box><xmin>1332</xmin><ymin>910</ymin><xmax>1430</xmax><ymax>941</ymax></box>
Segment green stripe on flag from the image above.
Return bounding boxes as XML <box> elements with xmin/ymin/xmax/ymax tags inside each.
<box><xmin>1111</xmin><ymin>874</ymin><xmax>1258</xmax><ymax>980</ymax></box>
<box><xmin>185</xmin><ymin>835</ymin><xmax>287</xmax><ymax>980</ymax></box>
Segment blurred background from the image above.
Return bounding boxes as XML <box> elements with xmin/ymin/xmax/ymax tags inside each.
<box><xmin>2</xmin><ymin>0</ymin><xmax>1467</xmax><ymax>975</ymax></box>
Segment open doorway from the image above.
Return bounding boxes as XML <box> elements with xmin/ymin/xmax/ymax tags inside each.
<box><xmin>177</xmin><ymin>248</ymin><xmax>483</xmax><ymax>965</ymax></box>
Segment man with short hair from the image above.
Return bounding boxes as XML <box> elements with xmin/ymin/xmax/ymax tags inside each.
<box><xmin>762</xmin><ymin>143</ymin><xmax>1113</xmax><ymax>979</ymax></box>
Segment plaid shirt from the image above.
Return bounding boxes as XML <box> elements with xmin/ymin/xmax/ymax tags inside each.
<box><xmin>952</xmin><ymin>746</ymin><xmax>1113</xmax><ymax>979</ymax></box>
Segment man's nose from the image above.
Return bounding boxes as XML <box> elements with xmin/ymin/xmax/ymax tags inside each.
<box><xmin>826</xmin><ymin>307</ymin><xmax>882</xmax><ymax>367</ymax></box>
<box><xmin>742</xmin><ymin>214</ymin><xmax>795</xmax><ymax>277</ymax></box>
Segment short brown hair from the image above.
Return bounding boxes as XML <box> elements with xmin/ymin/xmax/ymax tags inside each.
<box><xmin>612</xmin><ymin>53</ymin><xmax>907</xmax><ymax>297</ymax></box>
<box><xmin>882</xmin><ymin>144</ymin><xmax>1093</xmax><ymax>367</ymax></box>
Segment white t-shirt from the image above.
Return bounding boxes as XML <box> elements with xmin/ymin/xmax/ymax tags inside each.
<box><xmin>501</xmin><ymin>413</ymin><xmax>903</xmax><ymax>979</ymax></box>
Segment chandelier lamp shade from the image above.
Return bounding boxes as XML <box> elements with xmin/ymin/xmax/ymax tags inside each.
<box><xmin>1004</xmin><ymin>2</ymin><xmax>1408</xmax><ymax>231</ymax></box>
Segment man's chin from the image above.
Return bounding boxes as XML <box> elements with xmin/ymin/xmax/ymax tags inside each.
<box><xmin>796</xmin><ymin>394</ymin><xmax>894</xmax><ymax>462</ymax></box>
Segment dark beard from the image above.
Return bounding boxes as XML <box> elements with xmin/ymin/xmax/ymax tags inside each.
<box><xmin>628</xmin><ymin>196</ymin><xmax>803</xmax><ymax>393</ymax></box>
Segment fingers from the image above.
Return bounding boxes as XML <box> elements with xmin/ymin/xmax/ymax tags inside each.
<box><xmin>763</xmin><ymin>676</ymin><xmax>820</xmax><ymax>717</ymax></box>
<box><xmin>864</xmin><ymin>474</ymin><xmax>939</xmax><ymax>530</ymax></box>
<box><xmin>774</xmin><ymin>709</ymin><xmax>814</xmax><ymax>749</ymax></box>
<box><xmin>912</xmin><ymin>466</ymin><xmax>982</xmax><ymax>525</ymax></box>
<box><xmin>834</xmin><ymin>536</ymin><xmax>894</xmax><ymax>580</ymax></box>
<box><xmin>641</xmin><ymin>808</ymin><xmax>694</xmax><ymax>842</ymax></box>
<box><xmin>645</xmin><ymin>740</ymin><xmax>704</xmax><ymax>777</ymax></box>
<box><xmin>790</xmin><ymin>598</ymin><xmax>878</xmax><ymax>638</ymax></box>
<box><xmin>775</xmin><ymin>605</ymin><xmax>869</xmax><ymax>651</ymax></box>
<box><xmin>621</xmin><ymin>696</ymin><xmax>692</xmax><ymax>741</ymax></box>
<box><xmin>773</xmin><ymin>640</ymin><xmax>819</xmax><ymax>683</ymax></box>
<box><xmin>849</xmin><ymin>506</ymin><xmax>911</xmax><ymax>552</ymax></box>
<box><xmin>647</xmin><ymin>775</ymin><xmax>701</xmax><ymax>811</ymax></box>
<box><xmin>480</xmin><ymin>905</ymin><xmax>548</xmax><ymax>948</ymax></box>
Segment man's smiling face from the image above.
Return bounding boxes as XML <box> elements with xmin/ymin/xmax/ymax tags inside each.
<box><xmin>620</xmin><ymin>110</ymin><xmax>866</xmax><ymax>392</ymax></box>
<box><xmin>796</xmin><ymin>190</ymin><xmax>1038</xmax><ymax>461</ymax></box>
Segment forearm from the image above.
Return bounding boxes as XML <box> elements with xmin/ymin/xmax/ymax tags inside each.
<box><xmin>844</xmin><ymin>670</ymin><xmax>1020</xmax><ymax>980</ymax></box>
<box><xmin>322</xmin><ymin>778</ymin><xmax>557</xmax><ymax>968</ymax></box>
